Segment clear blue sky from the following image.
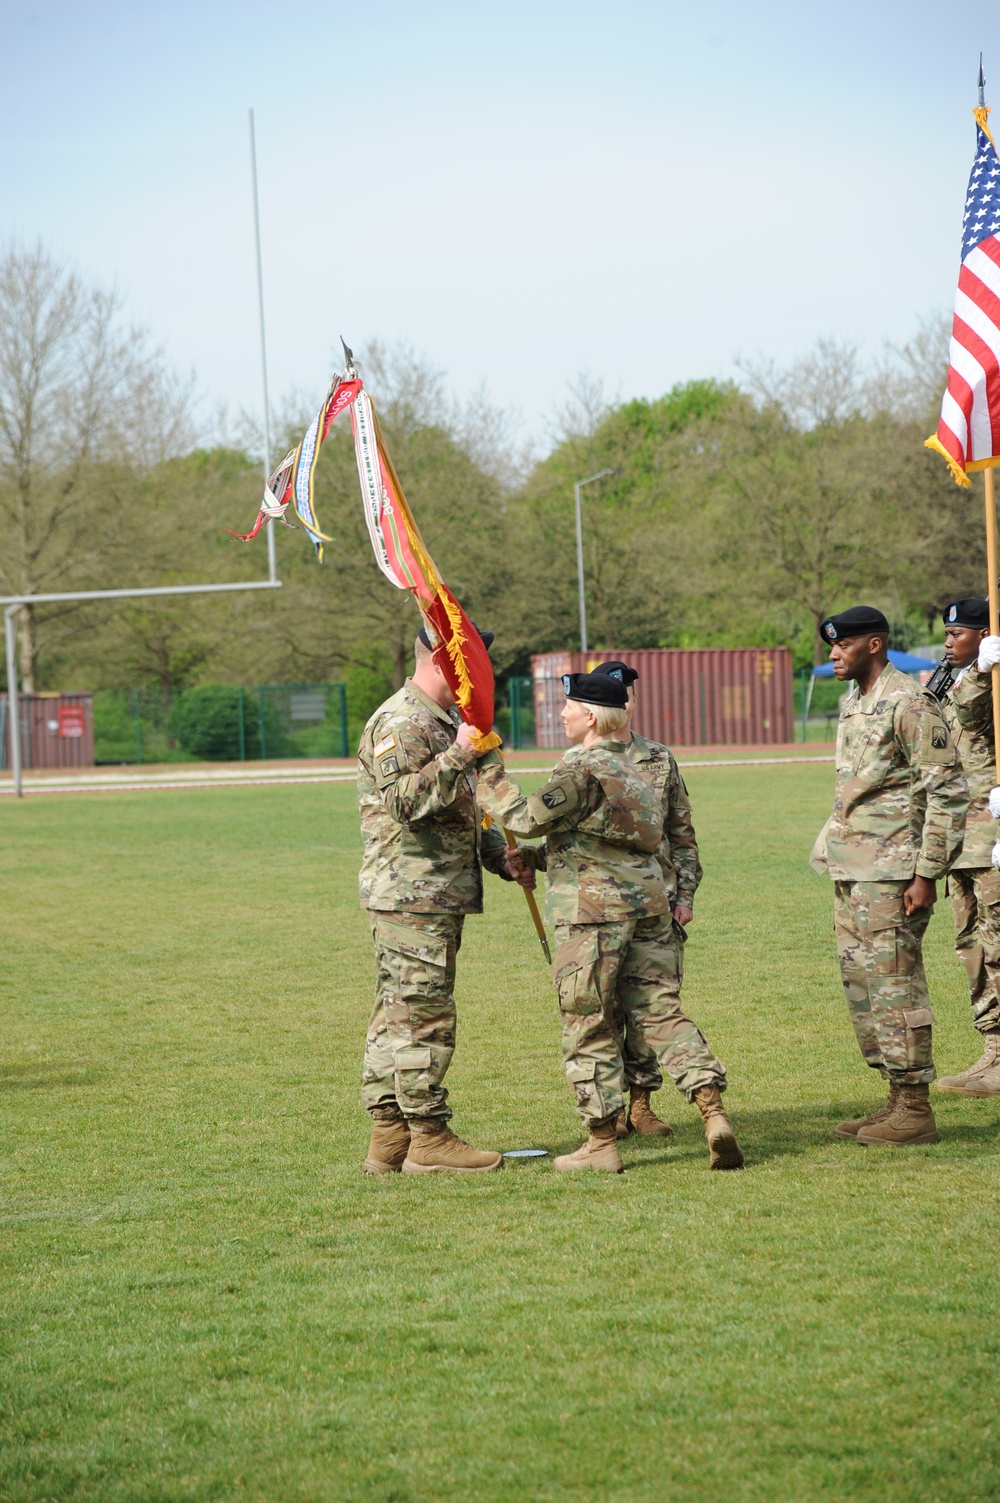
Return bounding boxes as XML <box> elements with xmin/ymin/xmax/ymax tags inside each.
<box><xmin>1</xmin><ymin>1</ymin><xmax>997</xmax><ymax>442</ymax></box>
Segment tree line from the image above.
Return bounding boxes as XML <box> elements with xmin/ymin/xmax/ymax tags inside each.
<box><xmin>0</xmin><ymin>243</ymin><xmax>982</xmax><ymax>731</ymax></box>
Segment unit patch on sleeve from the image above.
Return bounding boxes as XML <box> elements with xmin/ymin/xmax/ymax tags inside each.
<box><xmin>374</xmin><ymin>733</ymin><xmax>397</xmax><ymax>757</ymax></box>
<box><xmin>541</xmin><ymin>787</ymin><xmax>567</xmax><ymax>809</ymax></box>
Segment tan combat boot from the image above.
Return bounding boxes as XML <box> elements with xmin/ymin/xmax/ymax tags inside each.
<box><xmin>856</xmin><ymin>1083</ymin><xmax>939</xmax><ymax>1146</ymax></box>
<box><xmin>937</xmin><ymin>1030</ymin><xmax>1000</xmax><ymax>1095</ymax></box>
<box><xmin>362</xmin><ymin>1109</ymin><xmax>410</xmax><ymax>1174</ymax></box>
<box><xmin>615</xmin><ymin>1109</ymin><xmax>631</xmax><ymax>1140</ymax></box>
<box><xmin>693</xmin><ymin>1085</ymin><xmax>744</xmax><ymax>1169</ymax></box>
<box><xmin>834</xmin><ymin>1081</ymin><xmax>901</xmax><ymax>1139</ymax></box>
<box><xmin>627</xmin><ymin>1087</ymin><xmax>674</xmax><ymax>1137</ymax></box>
<box><xmin>553</xmin><ymin>1115</ymin><xmax>625</xmax><ymax>1173</ymax></box>
<box><xmin>402</xmin><ymin>1120</ymin><xmax>503</xmax><ymax>1174</ymax></box>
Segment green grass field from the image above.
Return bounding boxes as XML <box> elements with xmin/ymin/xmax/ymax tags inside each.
<box><xmin>2</xmin><ymin>765</ymin><xmax>998</xmax><ymax>1502</ymax></box>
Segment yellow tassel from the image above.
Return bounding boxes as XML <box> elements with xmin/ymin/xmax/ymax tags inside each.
<box><xmin>924</xmin><ymin>434</ymin><xmax>971</xmax><ymax>488</ymax></box>
<box><xmin>966</xmin><ymin>455</ymin><xmax>1000</xmax><ymax>474</ymax></box>
<box><xmin>481</xmin><ymin>812</ymin><xmax>494</xmax><ymax>829</ymax></box>
<box><xmin>974</xmin><ymin>105</ymin><xmax>996</xmax><ymax>150</ymax></box>
<box><xmin>470</xmin><ymin>729</ymin><xmax>502</xmax><ymax>755</ymax></box>
<box><xmin>438</xmin><ymin>590</ymin><xmax>476</xmax><ymax>709</ymax></box>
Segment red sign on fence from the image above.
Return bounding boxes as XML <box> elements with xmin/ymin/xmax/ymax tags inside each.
<box><xmin>58</xmin><ymin>704</ymin><xmax>86</xmax><ymax>739</ymax></box>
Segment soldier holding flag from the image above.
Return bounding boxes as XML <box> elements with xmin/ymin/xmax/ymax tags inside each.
<box><xmin>929</xmin><ymin>601</ymin><xmax>1000</xmax><ymax>1096</ymax></box>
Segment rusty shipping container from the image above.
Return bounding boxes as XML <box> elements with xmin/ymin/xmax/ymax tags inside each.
<box><xmin>0</xmin><ymin>693</ymin><xmax>95</xmax><ymax>771</ymax></box>
<box><xmin>530</xmin><ymin>648</ymin><xmax>794</xmax><ymax>749</ymax></box>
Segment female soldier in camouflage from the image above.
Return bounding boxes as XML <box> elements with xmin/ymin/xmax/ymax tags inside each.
<box><xmin>459</xmin><ymin>671</ymin><xmax>741</xmax><ymax>1173</ymax></box>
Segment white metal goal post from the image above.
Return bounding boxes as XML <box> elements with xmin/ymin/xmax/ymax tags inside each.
<box><xmin>2</xmin><ymin>576</ymin><xmax>281</xmax><ymax>797</ymax></box>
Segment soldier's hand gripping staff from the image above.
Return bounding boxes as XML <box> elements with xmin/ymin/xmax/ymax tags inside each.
<box><xmin>460</xmin><ymin>671</ymin><xmax>742</xmax><ymax>1174</ymax></box>
<box><xmin>930</xmin><ymin>600</ymin><xmax>1000</xmax><ymax>1096</ymax></box>
<box><xmin>815</xmin><ymin>606</ymin><xmax>969</xmax><ymax>1146</ymax></box>
<box><xmin>357</xmin><ymin>625</ymin><xmax>541</xmax><ymax>1175</ymax></box>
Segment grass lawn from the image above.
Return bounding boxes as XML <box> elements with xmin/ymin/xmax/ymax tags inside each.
<box><xmin>1</xmin><ymin>765</ymin><xmax>998</xmax><ymax>1502</ymax></box>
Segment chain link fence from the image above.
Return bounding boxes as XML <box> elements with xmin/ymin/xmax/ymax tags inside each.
<box><xmin>91</xmin><ymin>684</ymin><xmax>348</xmax><ymax>764</ymax></box>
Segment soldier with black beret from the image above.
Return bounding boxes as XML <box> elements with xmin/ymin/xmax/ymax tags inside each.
<box><xmin>589</xmin><ymin>659</ymin><xmax>742</xmax><ymax>1167</ymax></box>
<box><xmin>813</xmin><ymin>605</ymin><xmax>969</xmax><ymax>1144</ymax></box>
<box><xmin>931</xmin><ymin>597</ymin><xmax>1000</xmax><ymax>1095</ymax></box>
<box><xmin>458</xmin><ymin>671</ymin><xmax>742</xmax><ymax>1173</ymax></box>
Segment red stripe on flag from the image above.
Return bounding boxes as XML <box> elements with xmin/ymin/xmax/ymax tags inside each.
<box><xmin>952</xmin><ymin>313</ymin><xmax>1000</xmax><ymax>459</ymax></box>
<box><xmin>976</xmin><ymin>235</ymin><xmax>1000</xmax><ymax>277</ymax></box>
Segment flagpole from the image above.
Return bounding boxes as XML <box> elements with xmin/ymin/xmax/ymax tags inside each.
<box><xmin>984</xmin><ymin>467</ymin><xmax>1000</xmax><ymax>782</ymax></box>
<box><xmin>248</xmin><ymin>108</ymin><xmax>277</xmax><ymax>587</ymax></box>
<box><xmin>502</xmin><ymin>825</ymin><xmax>552</xmax><ymax>963</ymax></box>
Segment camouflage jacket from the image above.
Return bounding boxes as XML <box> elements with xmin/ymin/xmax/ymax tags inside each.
<box><xmin>627</xmin><ymin>733</ymin><xmax>703</xmax><ymax>906</ymax></box>
<box><xmin>357</xmin><ymin>680</ymin><xmax>512</xmax><ymax>914</ymax></box>
<box><xmin>824</xmin><ymin>663</ymin><xmax>968</xmax><ymax>883</ymax></box>
<box><xmin>946</xmin><ymin>664</ymin><xmax>998</xmax><ymax>869</ymax></box>
<box><xmin>476</xmin><ymin>740</ymin><xmax>670</xmax><ymax>925</ymax></box>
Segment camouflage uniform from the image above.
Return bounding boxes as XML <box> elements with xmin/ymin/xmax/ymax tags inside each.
<box><xmin>820</xmin><ymin>664</ymin><xmax>969</xmax><ymax>1084</ymax></box>
<box><xmin>357</xmin><ymin>680</ymin><xmax>514</xmax><ymax>1121</ymax></box>
<box><xmin>942</xmin><ymin>664</ymin><xmax>1000</xmax><ymax>1034</ymax></box>
<box><xmin>476</xmin><ymin>742</ymin><xmax>725</xmax><ymax>1126</ymax></box>
<box><xmin>614</xmin><ymin>733</ymin><xmax>704</xmax><ymax>1093</ymax></box>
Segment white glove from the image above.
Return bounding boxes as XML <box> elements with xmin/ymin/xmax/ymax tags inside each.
<box><xmin>978</xmin><ymin>635</ymin><xmax>1000</xmax><ymax>671</ymax></box>
<box><xmin>990</xmin><ymin>788</ymin><xmax>1000</xmax><ymax>820</ymax></box>
<box><xmin>992</xmin><ymin>840</ymin><xmax>1000</xmax><ymax>871</ymax></box>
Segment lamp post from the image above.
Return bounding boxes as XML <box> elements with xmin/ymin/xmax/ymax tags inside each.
<box><xmin>573</xmin><ymin>468</ymin><xmax>615</xmax><ymax>653</ymax></box>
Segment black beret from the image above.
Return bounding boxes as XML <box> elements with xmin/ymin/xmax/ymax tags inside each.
<box><xmin>819</xmin><ymin>605</ymin><xmax>890</xmax><ymax>644</ymax></box>
<box><xmin>418</xmin><ymin>621</ymin><xmax>494</xmax><ymax>652</ymax></box>
<box><xmin>591</xmin><ymin>659</ymin><xmax>639</xmax><ymax>687</ymax></box>
<box><xmin>942</xmin><ymin>597</ymin><xmax>989</xmax><ymax>629</ymax></box>
<box><xmin>561</xmin><ymin>671</ymin><xmax>628</xmax><ymax>707</ymax></box>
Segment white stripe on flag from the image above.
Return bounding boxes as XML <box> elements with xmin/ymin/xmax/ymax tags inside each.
<box><xmin>949</xmin><ymin>338</ymin><xmax>994</xmax><ymax>460</ymax></box>
<box><xmin>939</xmin><ymin>387</ymin><xmax>969</xmax><ymax>456</ymax></box>
<box><xmin>955</xmin><ymin>287</ymin><xmax>1000</xmax><ymax>364</ymax></box>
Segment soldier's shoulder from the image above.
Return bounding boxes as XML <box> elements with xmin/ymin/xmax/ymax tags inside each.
<box><xmin>361</xmin><ymin>687</ymin><xmax>409</xmax><ymax>744</ymax></box>
<box><xmin>636</xmin><ymin>736</ymin><xmax>674</xmax><ymax>766</ymax></box>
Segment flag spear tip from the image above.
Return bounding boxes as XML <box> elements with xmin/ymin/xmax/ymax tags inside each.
<box><xmin>979</xmin><ymin>53</ymin><xmax>986</xmax><ymax>107</ymax></box>
<box><xmin>340</xmin><ymin>336</ymin><xmax>356</xmax><ymax>374</ymax></box>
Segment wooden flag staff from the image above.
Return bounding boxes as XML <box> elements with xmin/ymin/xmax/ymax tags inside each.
<box><xmin>985</xmin><ymin>467</ymin><xmax>1000</xmax><ymax>784</ymax></box>
<box><xmin>503</xmin><ymin>823</ymin><xmax>551</xmax><ymax>963</ymax></box>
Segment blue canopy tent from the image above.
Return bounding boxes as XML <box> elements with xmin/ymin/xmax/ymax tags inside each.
<box><xmin>810</xmin><ymin>648</ymin><xmax>939</xmax><ymax>679</ymax></box>
<box><xmin>804</xmin><ymin>648</ymin><xmax>940</xmax><ymax>728</ymax></box>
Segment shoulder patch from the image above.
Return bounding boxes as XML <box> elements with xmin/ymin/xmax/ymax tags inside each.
<box><xmin>374</xmin><ymin>733</ymin><xmax>396</xmax><ymax>757</ymax></box>
<box><xmin>931</xmin><ymin>727</ymin><xmax>948</xmax><ymax>750</ymax></box>
<box><xmin>541</xmin><ymin>787</ymin><xmax>567</xmax><ymax>809</ymax></box>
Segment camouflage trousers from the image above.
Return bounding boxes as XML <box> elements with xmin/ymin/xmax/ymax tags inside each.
<box><xmin>947</xmin><ymin>867</ymin><xmax>1000</xmax><ymax>1035</ymax></box>
<box><xmin>833</xmin><ymin>880</ymin><xmax>935</xmax><ymax>1085</ymax></box>
<box><xmin>361</xmin><ymin>911</ymin><xmax>463</xmax><ymax>1121</ymax></box>
<box><xmin>553</xmin><ymin>914</ymin><xmax>726</xmax><ymax>1126</ymax></box>
<box><xmin>612</xmin><ymin>914</ymin><xmax>688</xmax><ymax>1092</ymax></box>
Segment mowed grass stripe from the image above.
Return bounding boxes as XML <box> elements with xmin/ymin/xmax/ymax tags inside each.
<box><xmin>0</xmin><ymin>766</ymin><xmax>998</xmax><ymax>1502</ymax></box>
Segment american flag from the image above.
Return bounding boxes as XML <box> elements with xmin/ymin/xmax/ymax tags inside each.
<box><xmin>928</xmin><ymin>115</ymin><xmax>1000</xmax><ymax>486</ymax></box>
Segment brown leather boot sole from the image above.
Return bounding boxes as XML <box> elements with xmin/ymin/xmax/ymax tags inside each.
<box><xmin>856</xmin><ymin>1124</ymin><xmax>940</xmax><ymax>1145</ymax></box>
<box><xmin>708</xmin><ymin>1131</ymin><xmax>745</xmax><ymax>1170</ymax></box>
<box><xmin>363</xmin><ymin>1155</ymin><xmax>404</xmax><ymax>1174</ymax></box>
<box><xmin>402</xmin><ymin>1152</ymin><xmax>503</xmax><ymax>1174</ymax></box>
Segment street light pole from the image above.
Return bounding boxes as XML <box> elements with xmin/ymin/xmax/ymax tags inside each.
<box><xmin>573</xmin><ymin>468</ymin><xmax>615</xmax><ymax>653</ymax></box>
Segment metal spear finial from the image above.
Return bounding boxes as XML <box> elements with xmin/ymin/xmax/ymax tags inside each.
<box><xmin>979</xmin><ymin>53</ymin><xmax>986</xmax><ymax>108</ymax></box>
<box><xmin>340</xmin><ymin>336</ymin><xmax>356</xmax><ymax>376</ymax></box>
